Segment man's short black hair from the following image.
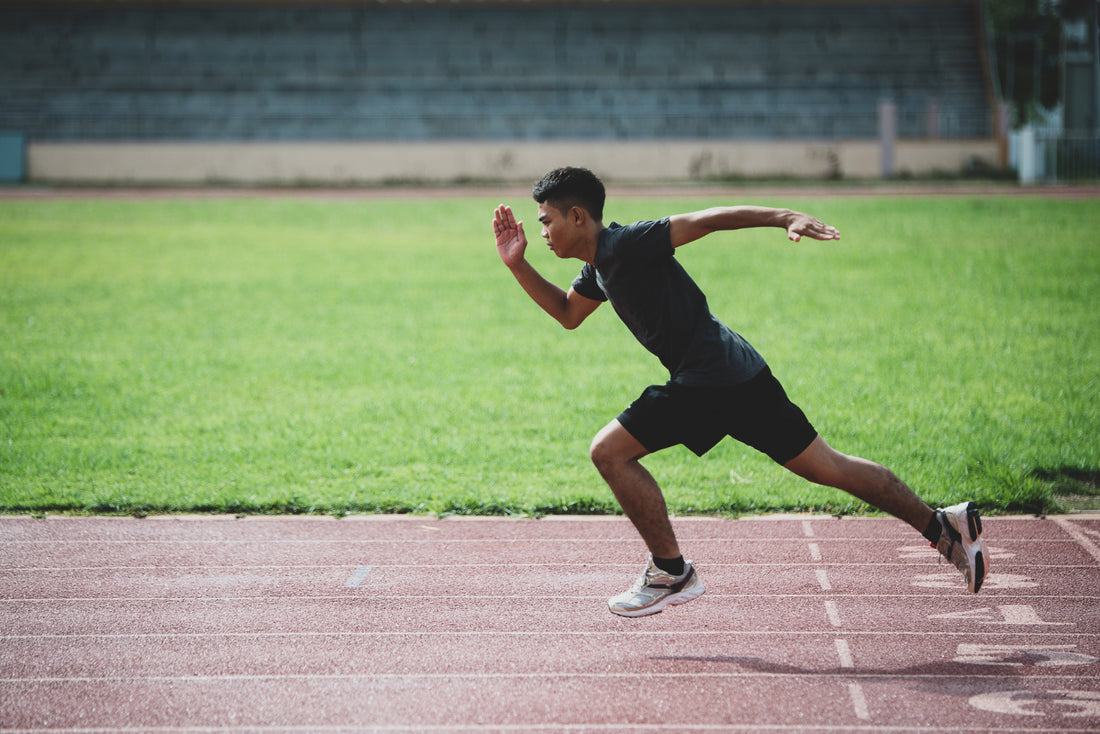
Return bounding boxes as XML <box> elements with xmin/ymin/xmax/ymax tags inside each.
<box><xmin>531</xmin><ymin>166</ymin><xmax>605</xmax><ymax>222</ymax></box>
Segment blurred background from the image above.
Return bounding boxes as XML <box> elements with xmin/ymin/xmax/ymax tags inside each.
<box><xmin>0</xmin><ymin>0</ymin><xmax>1096</xmax><ymax>186</ymax></box>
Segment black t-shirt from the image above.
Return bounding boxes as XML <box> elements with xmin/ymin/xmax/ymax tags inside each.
<box><xmin>571</xmin><ymin>218</ymin><xmax>766</xmax><ymax>387</ymax></box>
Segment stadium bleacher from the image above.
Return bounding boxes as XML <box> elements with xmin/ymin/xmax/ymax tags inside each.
<box><xmin>0</xmin><ymin>2</ymin><xmax>994</xmax><ymax>143</ymax></box>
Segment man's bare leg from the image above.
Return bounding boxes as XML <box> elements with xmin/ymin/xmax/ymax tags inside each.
<box><xmin>592</xmin><ymin>420</ymin><xmax>706</xmax><ymax>616</ymax></box>
<box><xmin>589</xmin><ymin>420</ymin><xmax>680</xmax><ymax>559</ymax></box>
<box><xmin>784</xmin><ymin>434</ymin><xmax>988</xmax><ymax>592</ymax></box>
<box><xmin>784</xmin><ymin>434</ymin><xmax>935</xmax><ymax>531</ymax></box>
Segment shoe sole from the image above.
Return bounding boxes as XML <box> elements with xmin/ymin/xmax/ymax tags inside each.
<box><xmin>966</xmin><ymin>502</ymin><xmax>983</xmax><ymax>541</ymax></box>
<box><xmin>961</xmin><ymin>502</ymin><xmax>986</xmax><ymax>593</ymax></box>
<box><xmin>608</xmin><ymin>580</ymin><xmax>706</xmax><ymax>618</ymax></box>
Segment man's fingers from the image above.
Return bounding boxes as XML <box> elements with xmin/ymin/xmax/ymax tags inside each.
<box><xmin>789</xmin><ymin>220</ymin><xmax>840</xmax><ymax>242</ymax></box>
<box><xmin>493</xmin><ymin>204</ymin><xmax>517</xmax><ymax>236</ymax></box>
<box><xmin>814</xmin><ymin>220</ymin><xmax>841</xmax><ymax>239</ymax></box>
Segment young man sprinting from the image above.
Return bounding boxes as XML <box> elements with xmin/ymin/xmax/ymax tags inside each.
<box><xmin>492</xmin><ymin>167</ymin><xmax>987</xmax><ymax>617</ymax></box>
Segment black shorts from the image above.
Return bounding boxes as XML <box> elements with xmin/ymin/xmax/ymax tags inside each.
<box><xmin>617</xmin><ymin>366</ymin><xmax>818</xmax><ymax>464</ymax></box>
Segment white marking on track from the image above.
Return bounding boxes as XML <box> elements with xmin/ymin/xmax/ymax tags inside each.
<box><xmin>833</xmin><ymin>641</ymin><xmax>870</xmax><ymax>721</ymax></box>
<box><xmin>847</xmin><ymin>682</ymin><xmax>871</xmax><ymax>720</ymax></box>
<box><xmin>1053</xmin><ymin>517</ymin><xmax>1100</xmax><ymax>564</ymax></box>
<box><xmin>955</xmin><ymin>643</ymin><xmax>1097</xmax><ymax>666</ymax></box>
<box><xmin>930</xmin><ymin>604</ymin><xmax>1072</xmax><ymax>626</ymax></box>
<box><xmin>19</xmin><ymin>629</ymin><xmax>1100</xmax><ymax>641</ymax></box>
<box><xmin>995</xmin><ymin>604</ymin><xmax>1073</xmax><ymax>626</ymax></box>
<box><xmin>343</xmin><ymin>566</ymin><xmax>373</xmax><ymax>588</ymax></box>
<box><xmin>808</xmin><ymin>542</ymin><xmax>822</xmax><ymax>561</ymax></box>
<box><xmin>970</xmin><ymin>689</ymin><xmax>1043</xmax><ymax>716</ymax></box>
<box><xmin>801</xmin><ymin>520</ymin><xmax>815</xmax><ymax>537</ymax></box>
<box><xmin>824</xmin><ymin>600</ymin><xmax>843</xmax><ymax>627</ymax></box>
<box><xmin>970</xmin><ymin>689</ymin><xmax>1100</xmax><ymax>717</ymax></box>
<box><xmin>897</xmin><ymin>543</ymin><xmax>1014</xmax><ymax>560</ymax></box>
<box><xmin>912</xmin><ymin>572</ymin><xmax>1038</xmax><ymax>589</ymax></box>
<box><xmin>834</xmin><ymin>638</ymin><xmax>854</xmax><ymax>668</ymax></box>
<box><xmin>816</xmin><ymin>569</ymin><xmax>832</xmax><ymax>591</ymax></box>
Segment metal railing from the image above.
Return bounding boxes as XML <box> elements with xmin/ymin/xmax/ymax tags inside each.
<box><xmin>1016</xmin><ymin>128</ymin><xmax>1100</xmax><ymax>182</ymax></box>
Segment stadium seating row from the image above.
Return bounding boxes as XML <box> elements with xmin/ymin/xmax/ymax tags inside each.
<box><xmin>0</xmin><ymin>2</ymin><xmax>993</xmax><ymax>141</ymax></box>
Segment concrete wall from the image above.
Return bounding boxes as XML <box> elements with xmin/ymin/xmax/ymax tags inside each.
<box><xmin>28</xmin><ymin>138</ymin><xmax>1001</xmax><ymax>184</ymax></box>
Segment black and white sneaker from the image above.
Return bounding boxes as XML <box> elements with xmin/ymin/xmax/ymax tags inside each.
<box><xmin>935</xmin><ymin>501</ymin><xmax>987</xmax><ymax>593</ymax></box>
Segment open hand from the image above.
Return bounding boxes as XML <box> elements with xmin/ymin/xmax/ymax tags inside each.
<box><xmin>493</xmin><ymin>204</ymin><xmax>528</xmax><ymax>267</ymax></box>
<box><xmin>786</xmin><ymin>212</ymin><xmax>841</xmax><ymax>243</ymax></box>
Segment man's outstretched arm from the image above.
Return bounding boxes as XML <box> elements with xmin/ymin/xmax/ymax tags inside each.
<box><xmin>493</xmin><ymin>204</ymin><xmax>600</xmax><ymax>330</ymax></box>
<box><xmin>668</xmin><ymin>206</ymin><xmax>840</xmax><ymax>248</ymax></box>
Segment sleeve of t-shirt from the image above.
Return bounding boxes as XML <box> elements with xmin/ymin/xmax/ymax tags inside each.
<box><xmin>620</xmin><ymin>218</ymin><xmax>674</xmax><ymax>260</ymax></box>
<box><xmin>570</xmin><ymin>263</ymin><xmax>606</xmax><ymax>302</ymax></box>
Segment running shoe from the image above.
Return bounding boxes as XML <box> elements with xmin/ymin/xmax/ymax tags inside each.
<box><xmin>608</xmin><ymin>555</ymin><xmax>705</xmax><ymax>617</ymax></box>
<box><xmin>935</xmin><ymin>501</ymin><xmax>987</xmax><ymax>593</ymax></box>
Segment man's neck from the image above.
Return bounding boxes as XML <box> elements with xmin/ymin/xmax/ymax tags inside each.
<box><xmin>577</xmin><ymin>224</ymin><xmax>604</xmax><ymax>264</ymax></box>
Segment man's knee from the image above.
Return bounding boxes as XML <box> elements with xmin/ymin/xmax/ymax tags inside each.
<box><xmin>589</xmin><ymin>432</ymin><xmax>618</xmax><ymax>474</ymax></box>
<box><xmin>589</xmin><ymin>421</ymin><xmax>647</xmax><ymax>474</ymax></box>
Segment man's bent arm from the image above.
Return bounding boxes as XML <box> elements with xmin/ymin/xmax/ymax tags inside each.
<box><xmin>669</xmin><ymin>206</ymin><xmax>840</xmax><ymax>248</ymax></box>
<box><xmin>507</xmin><ymin>259</ymin><xmax>601</xmax><ymax>330</ymax></box>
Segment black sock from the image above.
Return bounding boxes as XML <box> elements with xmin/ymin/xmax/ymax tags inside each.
<box><xmin>653</xmin><ymin>555</ymin><xmax>685</xmax><ymax>576</ymax></box>
<box><xmin>922</xmin><ymin>513</ymin><xmax>943</xmax><ymax>544</ymax></box>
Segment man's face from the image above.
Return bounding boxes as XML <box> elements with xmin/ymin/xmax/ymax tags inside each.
<box><xmin>536</xmin><ymin>202</ymin><xmax>580</xmax><ymax>259</ymax></box>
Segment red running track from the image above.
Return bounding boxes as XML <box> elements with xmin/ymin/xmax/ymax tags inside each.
<box><xmin>2</xmin><ymin>513</ymin><xmax>1099</xmax><ymax>733</ymax></box>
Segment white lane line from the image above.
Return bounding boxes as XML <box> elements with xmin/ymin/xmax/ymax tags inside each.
<box><xmin>6</xmin><ymin>534</ymin><xmax>1085</xmax><ymax>543</ymax></box>
<box><xmin>824</xmin><ymin>600</ymin><xmax>843</xmax><ymax>628</ymax></box>
<box><xmin>847</xmin><ymin>681</ymin><xmax>871</xmax><ymax>720</ymax></box>
<box><xmin>1052</xmin><ymin>517</ymin><xmax>1100</xmax><ymax>564</ymax></box>
<box><xmin>5</xmin><ymin>593</ymin><xmax>1098</xmax><ymax>604</ymax></box>
<box><xmin>834</xmin><ymin>639</ymin><xmax>871</xmax><ymax>721</ymax></box>
<box><xmin>0</xmin><ymin>535</ymin><xmax>872</xmax><ymax>546</ymax></box>
<box><xmin>11</xmin><ymin>630</ymin><xmax>1097</xmax><ymax>641</ymax></box>
<box><xmin>6</xmin><ymin>671</ymin><xmax>1094</xmax><ymax>684</ymax></box>
<box><xmin>834</xmin><ymin>638</ymin><xmax>855</xmax><ymax>668</ymax></box>
<box><xmin>0</xmin><ymin>725</ymin><xmax>1000</xmax><ymax>734</ymax></box>
<box><xmin>815</xmin><ymin>569</ymin><xmax>832</xmax><ymax>591</ymax></box>
<box><xmin>4</xmin><ymin>561</ymin><xmax>1091</xmax><ymax>574</ymax></box>
<box><xmin>807</xmin><ymin>542</ymin><xmax>822</xmax><ymax>561</ymax></box>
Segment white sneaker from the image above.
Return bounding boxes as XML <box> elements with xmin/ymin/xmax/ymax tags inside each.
<box><xmin>608</xmin><ymin>555</ymin><xmax>705</xmax><ymax>617</ymax></box>
<box><xmin>935</xmin><ymin>501</ymin><xmax>987</xmax><ymax>593</ymax></box>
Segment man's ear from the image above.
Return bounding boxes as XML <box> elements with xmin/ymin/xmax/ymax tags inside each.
<box><xmin>569</xmin><ymin>206</ymin><xmax>586</xmax><ymax>226</ymax></box>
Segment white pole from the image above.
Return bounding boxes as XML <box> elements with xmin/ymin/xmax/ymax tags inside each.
<box><xmin>1018</xmin><ymin>124</ymin><xmax>1036</xmax><ymax>185</ymax></box>
<box><xmin>879</xmin><ymin>100</ymin><xmax>896</xmax><ymax>178</ymax></box>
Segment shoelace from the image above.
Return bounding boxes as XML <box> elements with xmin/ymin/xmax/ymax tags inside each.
<box><xmin>630</xmin><ymin>562</ymin><xmax>679</xmax><ymax>595</ymax></box>
<box><xmin>932</xmin><ymin>537</ymin><xmax>954</xmax><ymax>565</ymax></box>
<box><xmin>932</xmin><ymin>512</ymin><xmax>960</xmax><ymax>566</ymax></box>
<box><xmin>627</xmin><ymin>563</ymin><xmax>655</xmax><ymax>594</ymax></box>
<box><xmin>934</xmin><ymin>529</ymin><xmax>969</xmax><ymax>580</ymax></box>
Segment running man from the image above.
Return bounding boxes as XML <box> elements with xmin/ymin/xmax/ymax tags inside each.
<box><xmin>492</xmin><ymin>167</ymin><xmax>987</xmax><ymax>617</ymax></box>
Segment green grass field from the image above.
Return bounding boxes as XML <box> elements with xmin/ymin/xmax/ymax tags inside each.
<box><xmin>1</xmin><ymin>192</ymin><xmax>1097</xmax><ymax>517</ymax></box>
